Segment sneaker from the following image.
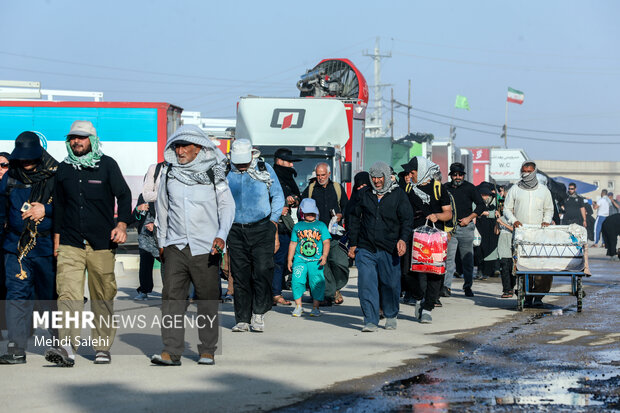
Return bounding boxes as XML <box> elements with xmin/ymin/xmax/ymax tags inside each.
<box><xmin>415</xmin><ymin>300</ymin><xmax>422</xmax><ymax>320</ymax></box>
<box><xmin>361</xmin><ymin>323</ymin><xmax>378</xmax><ymax>332</ymax></box>
<box><xmin>44</xmin><ymin>347</ymin><xmax>75</xmax><ymax>367</ymax></box>
<box><xmin>610</xmin><ymin>256</ymin><xmax>619</xmax><ymax>262</ymax></box>
<box><xmin>231</xmin><ymin>322</ymin><xmax>250</xmax><ymax>332</ymax></box>
<box><xmin>292</xmin><ymin>306</ymin><xmax>303</xmax><ymax>317</ymax></box>
<box><xmin>221</xmin><ymin>294</ymin><xmax>233</xmax><ymax>303</ymax></box>
<box><xmin>198</xmin><ymin>353</ymin><xmax>215</xmax><ymax>365</ymax></box>
<box><xmin>385</xmin><ymin>318</ymin><xmax>397</xmax><ymax>330</ymax></box>
<box><xmin>94</xmin><ymin>351</ymin><xmax>111</xmax><ymax>364</ymax></box>
<box><xmin>420</xmin><ymin>310</ymin><xmax>432</xmax><ymax>324</ymax></box>
<box><xmin>400</xmin><ymin>292</ymin><xmax>416</xmax><ymax>305</ymax></box>
<box><xmin>309</xmin><ymin>308</ymin><xmax>321</xmax><ymax>317</ymax></box>
<box><xmin>151</xmin><ymin>351</ymin><xmax>181</xmax><ymax>366</ymax></box>
<box><xmin>440</xmin><ymin>287</ymin><xmax>451</xmax><ymax>297</ymax></box>
<box><xmin>251</xmin><ymin>314</ymin><xmax>265</xmax><ymax>332</ymax></box>
<box><xmin>134</xmin><ymin>292</ymin><xmax>148</xmax><ymax>301</ymax></box>
<box><xmin>0</xmin><ymin>343</ymin><xmax>26</xmax><ymax>364</ymax></box>
<box><xmin>464</xmin><ymin>287</ymin><xmax>474</xmax><ymax>297</ymax></box>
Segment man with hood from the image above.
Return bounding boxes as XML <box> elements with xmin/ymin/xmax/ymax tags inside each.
<box><xmin>271</xmin><ymin>147</ymin><xmax>302</xmax><ymax>306</ymax></box>
<box><xmin>227</xmin><ymin>139</ymin><xmax>284</xmax><ymax>333</ymax></box>
<box><xmin>151</xmin><ymin>125</ymin><xmax>234</xmax><ymax>366</ymax></box>
<box><xmin>0</xmin><ymin>132</ymin><xmax>58</xmax><ymax>364</ymax></box>
<box><xmin>46</xmin><ymin>120</ymin><xmax>132</xmax><ymax>367</ymax></box>
<box><xmin>503</xmin><ymin>161</ymin><xmax>554</xmax><ymax>307</ymax></box>
<box><xmin>348</xmin><ymin>161</ymin><xmax>413</xmax><ymax>332</ymax></box>
<box><xmin>401</xmin><ymin>157</ymin><xmax>452</xmax><ymax>323</ymax></box>
<box><xmin>444</xmin><ymin>162</ymin><xmax>486</xmax><ymax>298</ymax></box>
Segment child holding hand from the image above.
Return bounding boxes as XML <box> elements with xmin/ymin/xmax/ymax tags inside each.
<box><xmin>287</xmin><ymin>198</ymin><xmax>331</xmax><ymax>317</ymax></box>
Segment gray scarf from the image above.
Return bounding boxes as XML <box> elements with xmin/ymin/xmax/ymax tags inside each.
<box><xmin>518</xmin><ymin>170</ymin><xmax>539</xmax><ymax>190</ymax></box>
<box><xmin>163</xmin><ymin>125</ymin><xmax>227</xmax><ymax>186</ymax></box>
<box><xmin>231</xmin><ymin>150</ymin><xmax>273</xmax><ymax>188</ymax></box>
<box><xmin>410</xmin><ymin>156</ymin><xmax>441</xmax><ymax>204</ymax></box>
<box><xmin>369</xmin><ymin>161</ymin><xmax>396</xmax><ymax>195</ymax></box>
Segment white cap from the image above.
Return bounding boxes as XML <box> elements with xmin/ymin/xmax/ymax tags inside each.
<box><xmin>67</xmin><ymin>120</ymin><xmax>97</xmax><ymax>137</ymax></box>
<box><xmin>230</xmin><ymin>138</ymin><xmax>253</xmax><ymax>164</ymax></box>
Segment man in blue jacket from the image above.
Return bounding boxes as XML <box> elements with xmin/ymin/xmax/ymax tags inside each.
<box><xmin>227</xmin><ymin>139</ymin><xmax>284</xmax><ymax>332</ymax></box>
<box><xmin>0</xmin><ymin>132</ymin><xmax>58</xmax><ymax>364</ymax></box>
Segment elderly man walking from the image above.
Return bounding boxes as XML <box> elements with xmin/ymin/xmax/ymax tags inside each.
<box><xmin>301</xmin><ymin>162</ymin><xmax>349</xmax><ymax>305</ymax></box>
<box><xmin>0</xmin><ymin>132</ymin><xmax>58</xmax><ymax>364</ymax></box>
<box><xmin>227</xmin><ymin>139</ymin><xmax>284</xmax><ymax>332</ymax></box>
<box><xmin>46</xmin><ymin>120</ymin><xmax>132</xmax><ymax>366</ymax></box>
<box><xmin>503</xmin><ymin>161</ymin><xmax>554</xmax><ymax>307</ymax></box>
<box><xmin>151</xmin><ymin>125</ymin><xmax>234</xmax><ymax>366</ymax></box>
<box><xmin>348</xmin><ymin>161</ymin><xmax>412</xmax><ymax>332</ymax></box>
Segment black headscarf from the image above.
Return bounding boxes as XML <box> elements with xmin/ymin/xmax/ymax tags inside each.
<box><xmin>273</xmin><ymin>163</ymin><xmax>301</xmax><ymax>199</ymax></box>
<box><xmin>9</xmin><ymin>150</ymin><xmax>58</xmax><ymax>266</ymax></box>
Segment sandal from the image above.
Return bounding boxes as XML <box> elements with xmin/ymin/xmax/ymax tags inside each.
<box><xmin>334</xmin><ymin>290</ymin><xmax>344</xmax><ymax>305</ymax></box>
<box><xmin>273</xmin><ymin>295</ymin><xmax>291</xmax><ymax>306</ymax></box>
<box><xmin>501</xmin><ymin>292</ymin><xmax>514</xmax><ymax>298</ymax></box>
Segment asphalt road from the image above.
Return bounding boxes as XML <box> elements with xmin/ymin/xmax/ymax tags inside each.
<box><xmin>276</xmin><ymin>248</ymin><xmax>620</xmax><ymax>412</ymax></box>
<box><xmin>0</xmin><ymin>248</ymin><xmax>617</xmax><ymax>412</ymax></box>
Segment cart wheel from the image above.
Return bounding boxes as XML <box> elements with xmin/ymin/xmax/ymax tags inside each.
<box><xmin>576</xmin><ymin>276</ymin><xmax>583</xmax><ymax>313</ymax></box>
<box><xmin>516</xmin><ymin>275</ymin><xmax>524</xmax><ymax>312</ymax></box>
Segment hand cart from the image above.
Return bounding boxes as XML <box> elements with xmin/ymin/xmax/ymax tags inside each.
<box><xmin>513</xmin><ymin>224</ymin><xmax>590</xmax><ymax>312</ymax></box>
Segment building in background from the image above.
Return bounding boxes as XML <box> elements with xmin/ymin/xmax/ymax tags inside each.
<box><xmin>535</xmin><ymin>160</ymin><xmax>620</xmax><ymax>200</ymax></box>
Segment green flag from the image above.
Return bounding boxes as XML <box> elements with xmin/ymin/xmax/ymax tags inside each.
<box><xmin>455</xmin><ymin>95</ymin><xmax>470</xmax><ymax>110</ymax></box>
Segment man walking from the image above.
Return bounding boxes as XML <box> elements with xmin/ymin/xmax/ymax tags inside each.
<box><xmin>272</xmin><ymin>148</ymin><xmax>302</xmax><ymax>306</ymax></box>
<box><xmin>45</xmin><ymin>120</ymin><xmax>132</xmax><ymax>366</ymax></box>
<box><xmin>0</xmin><ymin>132</ymin><xmax>58</xmax><ymax>364</ymax></box>
<box><xmin>593</xmin><ymin>189</ymin><xmax>611</xmax><ymax>247</ymax></box>
<box><xmin>561</xmin><ymin>183</ymin><xmax>587</xmax><ymax>227</ymax></box>
<box><xmin>348</xmin><ymin>161</ymin><xmax>412</xmax><ymax>332</ymax></box>
<box><xmin>227</xmin><ymin>139</ymin><xmax>284</xmax><ymax>332</ymax></box>
<box><xmin>301</xmin><ymin>163</ymin><xmax>349</xmax><ymax>305</ymax></box>
<box><xmin>503</xmin><ymin>161</ymin><xmax>554</xmax><ymax>307</ymax></box>
<box><xmin>151</xmin><ymin>125</ymin><xmax>234</xmax><ymax>366</ymax></box>
<box><xmin>444</xmin><ymin>163</ymin><xmax>486</xmax><ymax>297</ymax></box>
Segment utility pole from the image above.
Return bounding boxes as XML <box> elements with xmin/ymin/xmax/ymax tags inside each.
<box><xmin>390</xmin><ymin>88</ymin><xmax>394</xmax><ymax>139</ymax></box>
<box><xmin>408</xmin><ymin>79</ymin><xmax>411</xmax><ymax>134</ymax></box>
<box><xmin>363</xmin><ymin>36</ymin><xmax>391</xmax><ymax>137</ymax></box>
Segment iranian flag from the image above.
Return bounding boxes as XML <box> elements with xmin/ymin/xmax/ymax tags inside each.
<box><xmin>507</xmin><ymin>87</ymin><xmax>524</xmax><ymax>104</ymax></box>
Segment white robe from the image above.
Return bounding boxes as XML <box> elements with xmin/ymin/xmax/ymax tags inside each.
<box><xmin>503</xmin><ymin>184</ymin><xmax>554</xmax><ymax>226</ymax></box>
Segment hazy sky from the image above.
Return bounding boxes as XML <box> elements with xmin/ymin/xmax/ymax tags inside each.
<box><xmin>1</xmin><ymin>0</ymin><xmax>619</xmax><ymax>161</ymax></box>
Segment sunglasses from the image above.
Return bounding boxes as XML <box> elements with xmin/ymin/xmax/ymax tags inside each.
<box><xmin>451</xmin><ymin>172</ymin><xmax>465</xmax><ymax>177</ymax></box>
<box><xmin>0</xmin><ymin>163</ymin><xmax>8</xmax><ymax>168</ymax></box>
<box><xmin>67</xmin><ymin>135</ymin><xmax>90</xmax><ymax>141</ymax></box>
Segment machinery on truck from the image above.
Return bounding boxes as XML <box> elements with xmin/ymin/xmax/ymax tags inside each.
<box><xmin>233</xmin><ymin>58</ymin><xmax>368</xmax><ymax>195</ymax></box>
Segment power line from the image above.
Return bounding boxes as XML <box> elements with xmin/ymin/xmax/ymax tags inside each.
<box><xmin>393</xmin><ymin>108</ymin><xmax>620</xmax><ymax>145</ymax></box>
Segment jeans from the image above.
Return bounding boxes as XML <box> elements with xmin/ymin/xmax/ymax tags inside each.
<box><xmin>594</xmin><ymin>215</ymin><xmax>607</xmax><ymax>245</ymax></box>
<box><xmin>272</xmin><ymin>233</ymin><xmax>290</xmax><ymax>297</ymax></box>
<box><xmin>355</xmin><ymin>248</ymin><xmax>401</xmax><ymax>326</ymax></box>
<box><xmin>228</xmin><ymin>220</ymin><xmax>276</xmax><ymax>324</ymax></box>
<box><xmin>5</xmin><ymin>253</ymin><xmax>57</xmax><ymax>350</ymax></box>
<box><xmin>445</xmin><ymin>222</ymin><xmax>475</xmax><ymax>290</ymax></box>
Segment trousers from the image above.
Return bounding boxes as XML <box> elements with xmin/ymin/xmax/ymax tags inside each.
<box><xmin>291</xmin><ymin>259</ymin><xmax>325</xmax><ymax>301</ymax></box>
<box><xmin>355</xmin><ymin>248</ymin><xmax>400</xmax><ymax>326</ymax></box>
<box><xmin>445</xmin><ymin>222</ymin><xmax>475</xmax><ymax>290</ymax></box>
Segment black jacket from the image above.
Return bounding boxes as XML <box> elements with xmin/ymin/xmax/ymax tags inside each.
<box><xmin>53</xmin><ymin>155</ymin><xmax>132</xmax><ymax>250</ymax></box>
<box><xmin>349</xmin><ymin>186</ymin><xmax>413</xmax><ymax>254</ymax></box>
<box><xmin>301</xmin><ymin>179</ymin><xmax>348</xmax><ymax>227</ymax></box>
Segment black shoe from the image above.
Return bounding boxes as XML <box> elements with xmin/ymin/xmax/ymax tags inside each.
<box><xmin>440</xmin><ymin>286</ymin><xmax>451</xmax><ymax>297</ymax></box>
<box><xmin>464</xmin><ymin>288</ymin><xmax>474</xmax><ymax>297</ymax></box>
<box><xmin>0</xmin><ymin>352</ymin><xmax>26</xmax><ymax>364</ymax></box>
<box><xmin>44</xmin><ymin>347</ymin><xmax>75</xmax><ymax>367</ymax></box>
<box><xmin>434</xmin><ymin>298</ymin><xmax>442</xmax><ymax>307</ymax></box>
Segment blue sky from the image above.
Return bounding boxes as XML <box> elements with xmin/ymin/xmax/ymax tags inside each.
<box><xmin>1</xmin><ymin>0</ymin><xmax>619</xmax><ymax>161</ymax></box>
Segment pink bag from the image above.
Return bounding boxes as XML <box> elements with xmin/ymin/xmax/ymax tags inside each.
<box><xmin>410</xmin><ymin>223</ymin><xmax>448</xmax><ymax>275</ymax></box>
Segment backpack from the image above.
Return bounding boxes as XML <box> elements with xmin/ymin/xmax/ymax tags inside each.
<box><xmin>433</xmin><ymin>180</ymin><xmax>458</xmax><ymax>234</ymax></box>
<box><xmin>308</xmin><ymin>181</ymin><xmax>342</xmax><ymax>204</ymax></box>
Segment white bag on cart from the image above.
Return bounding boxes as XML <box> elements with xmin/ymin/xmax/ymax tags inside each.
<box><xmin>513</xmin><ymin>224</ymin><xmax>590</xmax><ymax>274</ymax></box>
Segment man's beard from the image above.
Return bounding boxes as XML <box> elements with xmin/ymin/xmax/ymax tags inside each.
<box><xmin>72</xmin><ymin>145</ymin><xmax>91</xmax><ymax>157</ymax></box>
<box><xmin>452</xmin><ymin>179</ymin><xmax>463</xmax><ymax>187</ymax></box>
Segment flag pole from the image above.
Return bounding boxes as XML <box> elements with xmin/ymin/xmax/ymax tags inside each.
<box><xmin>504</xmin><ymin>99</ymin><xmax>508</xmax><ymax>148</ymax></box>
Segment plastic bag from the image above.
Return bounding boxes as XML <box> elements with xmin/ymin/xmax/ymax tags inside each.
<box><xmin>473</xmin><ymin>226</ymin><xmax>482</xmax><ymax>247</ymax></box>
<box><xmin>410</xmin><ymin>223</ymin><xmax>448</xmax><ymax>274</ymax></box>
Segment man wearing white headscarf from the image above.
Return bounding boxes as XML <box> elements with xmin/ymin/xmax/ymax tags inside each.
<box><xmin>151</xmin><ymin>125</ymin><xmax>235</xmax><ymax>366</ymax></box>
<box><xmin>503</xmin><ymin>160</ymin><xmax>553</xmax><ymax>307</ymax></box>
<box><xmin>348</xmin><ymin>162</ymin><xmax>413</xmax><ymax>332</ymax></box>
